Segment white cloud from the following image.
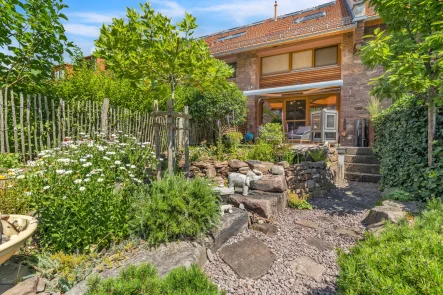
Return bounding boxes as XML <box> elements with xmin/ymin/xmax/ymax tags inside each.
<box><xmin>64</xmin><ymin>24</ymin><xmax>100</xmax><ymax>38</ymax></box>
<box><xmin>194</xmin><ymin>0</ymin><xmax>330</xmax><ymax>24</ymax></box>
<box><xmin>67</xmin><ymin>12</ymin><xmax>119</xmax><ymax>24</ymax></box>
<box><xmin>152</xmin><ymin>0</ymin><xmax>186</xmax><ymax>18</ymax></box>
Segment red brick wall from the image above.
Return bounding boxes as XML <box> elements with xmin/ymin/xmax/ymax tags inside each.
<box><xmin>340</xmin><ymin>23</ymin><xmax>385</xmax><ymax>146</ymax></box>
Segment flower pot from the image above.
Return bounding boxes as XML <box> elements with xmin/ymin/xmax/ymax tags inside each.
<box><xmin>0</xmin><ymin>215</ymin><xmax>38</xmax><ymax>265</ymax></box>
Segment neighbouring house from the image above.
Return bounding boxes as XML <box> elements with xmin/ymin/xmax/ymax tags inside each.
<box><xmin>53</xmin><ymin>56</ymin><xmax>105</xmax><ymax>79</ymax></box>
<box><xmin>203</xmin><ymin>0</ymin><xmax>384</xmax><ymax>146</ymax></box>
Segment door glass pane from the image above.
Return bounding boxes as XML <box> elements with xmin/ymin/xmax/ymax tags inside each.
<box><xmin>314</xmin><ymin>46</ymin><xmax>338</xmax><ymax>67</ymax></box>
<box><xmin>326</xmin><ymin>114</ymin><xmax>335</xmax><ymax>128</ymax></box>
<box><xmin>262</xmin><ymin>53</ymin><xmax>289</xmax><ymax>75</ymax></box>
<box><xmin>292</xmin><ymin>50</ymin><xmax>312</xmax><ymax>70</ymax></box>
<box><xmin>286</xmin><ymin>100</ymin><xmax>306</xmax><ymax>121</ymax></box>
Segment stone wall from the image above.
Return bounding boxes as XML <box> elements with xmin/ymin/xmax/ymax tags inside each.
<box><xmin>189</xmin><ymin>149</ymin><xmax>336</xmax><ymax>198</ymax></box>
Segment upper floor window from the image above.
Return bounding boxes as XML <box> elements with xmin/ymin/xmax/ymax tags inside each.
<box><xmin>262</xmin><ymin>53</ymin><xmax>289</xmax><ymax>75</ymax></box>
<box><xmin>261</xmin><ymin>45</ymin><xmax>339</xmax><ymax>76</ymax></box>
<box><xmin>314</xmin><ymin>46</ymin><xmax>338</xmax><ymax>67</ymax></box>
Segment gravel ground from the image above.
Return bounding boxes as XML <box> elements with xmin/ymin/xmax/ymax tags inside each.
<box><xmin>205</xmin><ymin>181</ymin><xmax>381</xmax><ymax>295</ymax></box>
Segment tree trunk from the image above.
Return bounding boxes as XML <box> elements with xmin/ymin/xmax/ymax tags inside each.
<box><xmin>428</xmin><ymin>103</ymin><xmax>436</xmax><ymax>167</ymax></box>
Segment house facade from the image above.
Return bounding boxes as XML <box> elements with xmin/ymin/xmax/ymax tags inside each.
<box><xmin>203</xmin><ymin>0</ymin><xmax>383</xmax><ymax>146</ymax></box>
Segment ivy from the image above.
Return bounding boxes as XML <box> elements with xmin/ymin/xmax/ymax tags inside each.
<box><xmin>373</xmin><ymin>97</ymin><xmax>443</xmax><ymax>200</ymax></box>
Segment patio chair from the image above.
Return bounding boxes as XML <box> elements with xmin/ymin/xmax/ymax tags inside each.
<box><xmin>287</xmin><ymin>126</ymin><xmax>311</xmax><ymax>143</ymax></box>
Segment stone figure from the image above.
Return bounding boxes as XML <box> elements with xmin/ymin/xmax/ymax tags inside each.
<box><xmin>220</xmin><ymin>204</ymin><xmax>233</xmax><ymax>216</ymax></box>
<box><xmin>228</xmin><ymin>169</ymin><xmax>263</xmax><ymax>196</ymax></box>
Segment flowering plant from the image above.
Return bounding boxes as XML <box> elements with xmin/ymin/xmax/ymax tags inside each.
<box><xmin>9</xmin><ymin>135</ymin><xmax>156</xmax><ymax>253</ymax></box>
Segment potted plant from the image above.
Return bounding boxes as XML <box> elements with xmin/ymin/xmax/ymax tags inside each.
<box><xmin>366</xmin><ymin>97</ymin><xmax>383</xmax><ymax>147</ymax></box>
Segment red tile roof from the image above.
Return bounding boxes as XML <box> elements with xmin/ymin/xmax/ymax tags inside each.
<box><xmin>365</xmin><ymin>2</ymin><xmax>377</xmax><ymax>17</ymax></box>
<box><xmin>203</xmin><ymin>0</ymin><xmax>353</xmax><ymax>56</ymax></box>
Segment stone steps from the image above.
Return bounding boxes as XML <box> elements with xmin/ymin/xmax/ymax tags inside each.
<box><xmin>345</xmin><ymin>163</ymin><xmax>380</xmax><ymax>174</ymax></box>
<box><xmin>344</xmin><ymin>147</ymin><xmax>381</xmax><ymax>183</ymax></box>
<box><xmin>344</xmin><ymin>172</ymin><xmax>381</xmax><ymax>183</ymax></box>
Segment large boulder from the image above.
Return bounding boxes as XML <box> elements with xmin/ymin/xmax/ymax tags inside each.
<box><xmin>228</xmin><ymin>191</ymin><xmax>287</xmax><ymax>219</ymax></box>
<box><xmin>250</xmin><ymin>175</ymin><xmax>287</xmax><ymax>193</ymax></box>
<box><xmin>247</xmin><ymin>160</ymin><xmax>274</xmax><ymax>173</ymax></box>
<box><xmin>362</xmin><ymin>205</ymin><xmax>407</xmax><ymax>226</ymax></box>
<box><xmin>66</xmin><ymin>242</ymin><xmax>206</xmax><ymax>295</ymax></box>
<box><xmin>192</xmin><ymin>161</ymin><xmax>212</xmax><ymax>169</ymax></box>
<box><xmin>229</xmin><ymin>159</ymin><xmax>248</xmax><ymax>169</ymax></box>
<box><xmin>269</xmin><ymin>165</ymin><xmax>285</xmax><ymax>175</ymax></box>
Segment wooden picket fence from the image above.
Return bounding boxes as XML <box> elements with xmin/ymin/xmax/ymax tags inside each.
<box><xmin>0</xmin><ymin>90</ymin><xmax>171</xmax><ymax>161</ymax></box>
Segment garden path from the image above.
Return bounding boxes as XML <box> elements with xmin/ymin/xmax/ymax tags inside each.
<box><xmin>205</xmin><ymin>181</ymin><xmax>381</xmax><ymax>295</ymax></box>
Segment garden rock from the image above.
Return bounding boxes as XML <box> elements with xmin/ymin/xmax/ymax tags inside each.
<box><xmin>66</xmin><ymin>242</ymin><xmax>206</xmax><ymax>295</ymax></box>
<box><xmin>362</xmin><ymin>205</ymin><xmax>407</xmax><ymax>226</ymax></box>
<box><xmin>251</xmin><ymin>223</ymin><xmax>278</xmax><ymax>235</ymax></box>
<box><xmin>269</xmin><ymin>165</ymin><xmax>285</xmax><ymax>175</ymax></box>
<box><xmin>306</xmin><ymin>238</ymin><xmax>335</xmax><ymax>252</ymax></box>
<box><xmin>334</xmin><ymin>226</ymin><xmax>363</xmax><ymax>238</ymax></box>
<box><xmin>228</xmin><ymin>191</ymin><xmax>287</xmax><ymax>219</ymax></box>
<box><xmin>294</xmin><ymin>219</ymin><xmax>319</xmax><ymax>229</ymax></box>
<box><xmin>207</xmin><ymin>208</ymin><xmax>248</xmax><ymax>252</ymax></box>
<box><xmin>205</xmin><ymin>167</ymin><xmax>216</xmax><ymax>178</ymax></box>
<box><xmin>219</xmin><ymin>236</ymin><xmax>275</xmax><ymax>280</ymax></box>
<box><xmin>193</xmin><ymin>161</ymin><xmax>212</xmax><ymax>169</ymax></box>
<box><xmin>277</xmin><ymin>161</ymin><xmax>290</xmax><ymax>169</ymax></box>
<box><xmin>291</xmin><ymin>256</ymin><xmax>325</xmax><ymax>282</ymax></box>
<box><xmin>382</xmin><ymin>200</ymin><xmax>423</xmax><ymax>215</ymax></box>
<box><xmin>229</xmin><ymin>159</ymin><xmax>248</xmax><ymax>169</ymax></box>
<box><xmin>249</xmin><ymin>175</ymin><xmax>287</xmax><ymax>193</ymax></box>
<box><xmin>3</xmin><ymin>277</ymin><xmax>38</xmax><ymax>295</ymax></box>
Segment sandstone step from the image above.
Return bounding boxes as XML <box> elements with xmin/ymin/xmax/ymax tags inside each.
<box><xmin>344</xmin><ymin>155</ymin><xmax>380</xmax><ymax>164</ymax></box>
<box><xmin>345</xmin><ymin>147</ymin><xmax>375</xmax><ymax>156</ymax></box>
<box><xmin>345</xmin><ymin>172</ymin><xmax>381</xmax><ymax>183</ymax></box>
<box><xmin>345</xmin><ymin>163</ymin><xmax>380</xmax><ymax>174</ymax></box>
<box><xmin>228</xmin><ymin>191</ymin><xmax>287</xmax><ymax>219</ymax></box>
<box><xmin>207</xmin><ymin>208</ymin><xmax>248</xmax><ymax>252</ymax></box>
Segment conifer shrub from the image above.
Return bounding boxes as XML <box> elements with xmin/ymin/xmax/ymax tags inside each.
<box><xmin>86</xmin><ymin>263</ymin><xmax>224</xmax><ymax>295</ymax></box>
<box><xmin>131</xmin><ymin>175</ymin><xmax>221</xmax><ymax>246</ymax></box>
<box><xmin>337</xmin><ymin>200</ymin><xmax>443</xmax><ymax>295</ymax></box>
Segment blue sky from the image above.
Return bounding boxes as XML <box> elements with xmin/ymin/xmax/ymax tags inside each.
<box><xmin>63</xmin><ymin>0</ymin><xmax>332</xmax><ymax>56</ymax></box>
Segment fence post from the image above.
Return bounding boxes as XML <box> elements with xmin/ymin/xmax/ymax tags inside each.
<box><xmin>11</xmin><ymin>90</ymin><xmax>19</xmax><ymax>154</ymax></box>
<box><xmin>100</xmin><ymin>98</ymin><xmax>109</xmax><ymax>136</ymax></box>
<box><xmin>0</xmin><ymin>90</ymin><xmax>5</xmax><ymax>153</ymax></box>
<box><xmin>167</xmin><ymin>100</ymin><xmax>175</xmax><ymax>175</ymax></box>
<box><xmin>4</xmin><ymin>89</ymin><xmax>9</xmax><ymax>153</ymax></box>
<box><xmin>154</xmin><ymin>100</ymin><xmax>161</xmax><ymax>180</ymax></box>
<box><xmin>19</xmin><ymin>93</ymin><xmax>25</xmax><ymax>160</ymax></box>
<box><xmin>184</xmin><ymin>106</ymin><xmax>190</xmax><ymax>179</ymax></box>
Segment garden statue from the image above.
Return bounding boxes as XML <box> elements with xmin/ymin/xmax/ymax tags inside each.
<box><xmin>228</xmin><ymin>169</ymin><xmax>263</xmax><ymax>196</ymax></box>
<box><xmin>220</xmin><ymin>204</ymin><xmax>233</xmax><ymax>216</ymax></box>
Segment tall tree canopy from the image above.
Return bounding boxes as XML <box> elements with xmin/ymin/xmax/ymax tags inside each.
<box><xmin>361</xmin><ymin>0</ymin><xmax>443</xmax><ymax>166</ymax></box>
<box><xmin>94</xmin><ymin>3</ymin><xmax>233</xmax><ymax>101</ymax></box>
<box><xmin>0</xmin><ymin>0</ymin><xmax>74</xmax><ymax>91</ymax></box>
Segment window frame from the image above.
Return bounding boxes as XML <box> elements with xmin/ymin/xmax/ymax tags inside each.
<box><xmin>260</xmin><ymin>44</ymin><xmax>340</xmax><ymax>76</ymax></box>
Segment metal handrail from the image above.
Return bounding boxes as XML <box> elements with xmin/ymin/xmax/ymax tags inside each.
<box><xmin>209</xmin><ymin>16</ymin><xmax>354</xmax><ymax>55</ymax></box>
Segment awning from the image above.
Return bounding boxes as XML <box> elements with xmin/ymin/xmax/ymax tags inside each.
<box><xmin>243</xmin><ymin>80</ymin><xmax>343</xmax><ymax>96</ymax></box>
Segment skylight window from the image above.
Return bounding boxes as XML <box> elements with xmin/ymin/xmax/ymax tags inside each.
<box><xmin>294</xmin><ymin>12</ymin><xmax>326</xmax><ymax>24</ymax></box>
<box><xmin>217</xmin><ymin>31</ymin><xmax>246</xmax><ymax>42</ymax></box>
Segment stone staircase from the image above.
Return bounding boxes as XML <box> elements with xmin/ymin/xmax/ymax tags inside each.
<box><xmin>344</xmin><ymin>147</ymin><xmax>381</xmax><ymax>183</ymax></box>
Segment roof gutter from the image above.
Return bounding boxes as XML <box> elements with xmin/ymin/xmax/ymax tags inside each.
<box><xmin>212</xmin><ymin>25</ymin><xmax>356</xmax><ymax>57</ymax></box>
<box><xmin>243</xmin><ymin>80</ymin><xmax>343</xmax><ymax>96</ymax></box>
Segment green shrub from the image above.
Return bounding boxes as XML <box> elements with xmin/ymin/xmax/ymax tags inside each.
<box><xmin>258</xmin><ymin>123</ymin><xmax>283</xmax><ymax>145</ymax></box>
<box><xmin>373</xmin><ymin>97</ymin><xmax>443</xmax><ymax>200</ymax></box>
<box><xmin>337</xmin><ymin>200</ymin><xmax>443</xmax><ymax>295</ymax></box>
<box><xmin>131</xmin><ymin>175</ymin><xmax>220</xmax><ymax>246</ymax></box>
<box><xmin>0</xmin><ymin>153</ymin><xmax>21</xmax><ymax>169</ymax></box>
<box><xmin>308</xmin><ymin>149</ymin><xmax>327</xmax><ymax>162</ymax></box>
<box><xmin>86</xmin><ymin>263</ymin><xmax>224</xmax><ymax>295</ymax></box>
<box><xmin>246</xmin><ymin>142</ymin><xmax>274</xmax><ymax>162</ymax></box>
<box><xmin>10</xmin><ymin>137</ymin><xmax>155</xmax><ymax>253</ymax></box>
<box><xmin>288</xmin><ymin>192</ymin><xmax>312</xmax><ymax>210</ymax></box>
<box><xmin>383</xmin><ymin>189</ymin><xmax>414</xmax><ymax>202</ymax></box>
<box><xmin>223</xmin><ymin>131</ymin><xmax>243</xmax><ymax>153</ymax></box>
<box><xmin>0</xmin><ymin>172</ymin><xmax>30</xmax><ymax>214</ymax></box>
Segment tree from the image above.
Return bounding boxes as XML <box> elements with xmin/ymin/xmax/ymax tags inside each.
<box><xmin>361</xmin><ymin>0</ymin><xmax>443</xmax><ymax>167</ymax></box>
<box><xmin>94</xmin><ymin>3</ymin><xmax>233</xmax><ymax>102</ymax></box>
<box><xmin>177</xmin><ymin>81</ymin><xmax>247</xmax><ymax>129</ymax></box>
<box><xmin>0</xmin><ymin>0</ymin><xmax>74</xmax><ymax>91</ymax></box>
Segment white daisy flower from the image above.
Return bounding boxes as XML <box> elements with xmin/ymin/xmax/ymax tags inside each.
<box><xmin>103</xmin><ymin>156</ymin><xmax>111</xmax><ymax>161</ymax></box>
<box><xmin>56</xmin><ymin>169</ymin><xmax>66</xmax><ymax>175</ymax></box>
<box><xmin>84</xmin><ymin>178</ymin><xmax>91</xmax><ymax>182</ymax></box>
<box><xmin>97</xmin><ymin>178</ymin><xmax>104</xmax><ymax>182</ymax></box>
<box><xmin>114</xmin><ymin>160</ymin><xmax>122</xmax><ymax>165</ymax></box>
<box><xmin>24</xmin><ymin>192</ymin><xmax>32</xmax><ymax>196</ymax></box>
<box><xmin>43</xmin><ymin>186</ymin><xmax>50</xmax><ymax>190</ymax></box>
<box><xmin>79</xmin><ymin>187</ymin><xmax>86</xmax><ymax>191</ymax></box>
<box><xmin>79</xmin><ymin>158</ymin><xmax>87</xmax><ymax>162</ymax></box>
<box><xmin>16</xmin><ymin>175</ymin><xmax>25</xmax><ymax>179</ymax></box>
<box><xmin>130</xmin><ymin>165</ymin><xmax>136</xmax><ymax>169</ymax></box>
<box><xmin>74</xmin><ymin>179</ymin><xmax>82</xmax><ymax>184</ymax></box>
